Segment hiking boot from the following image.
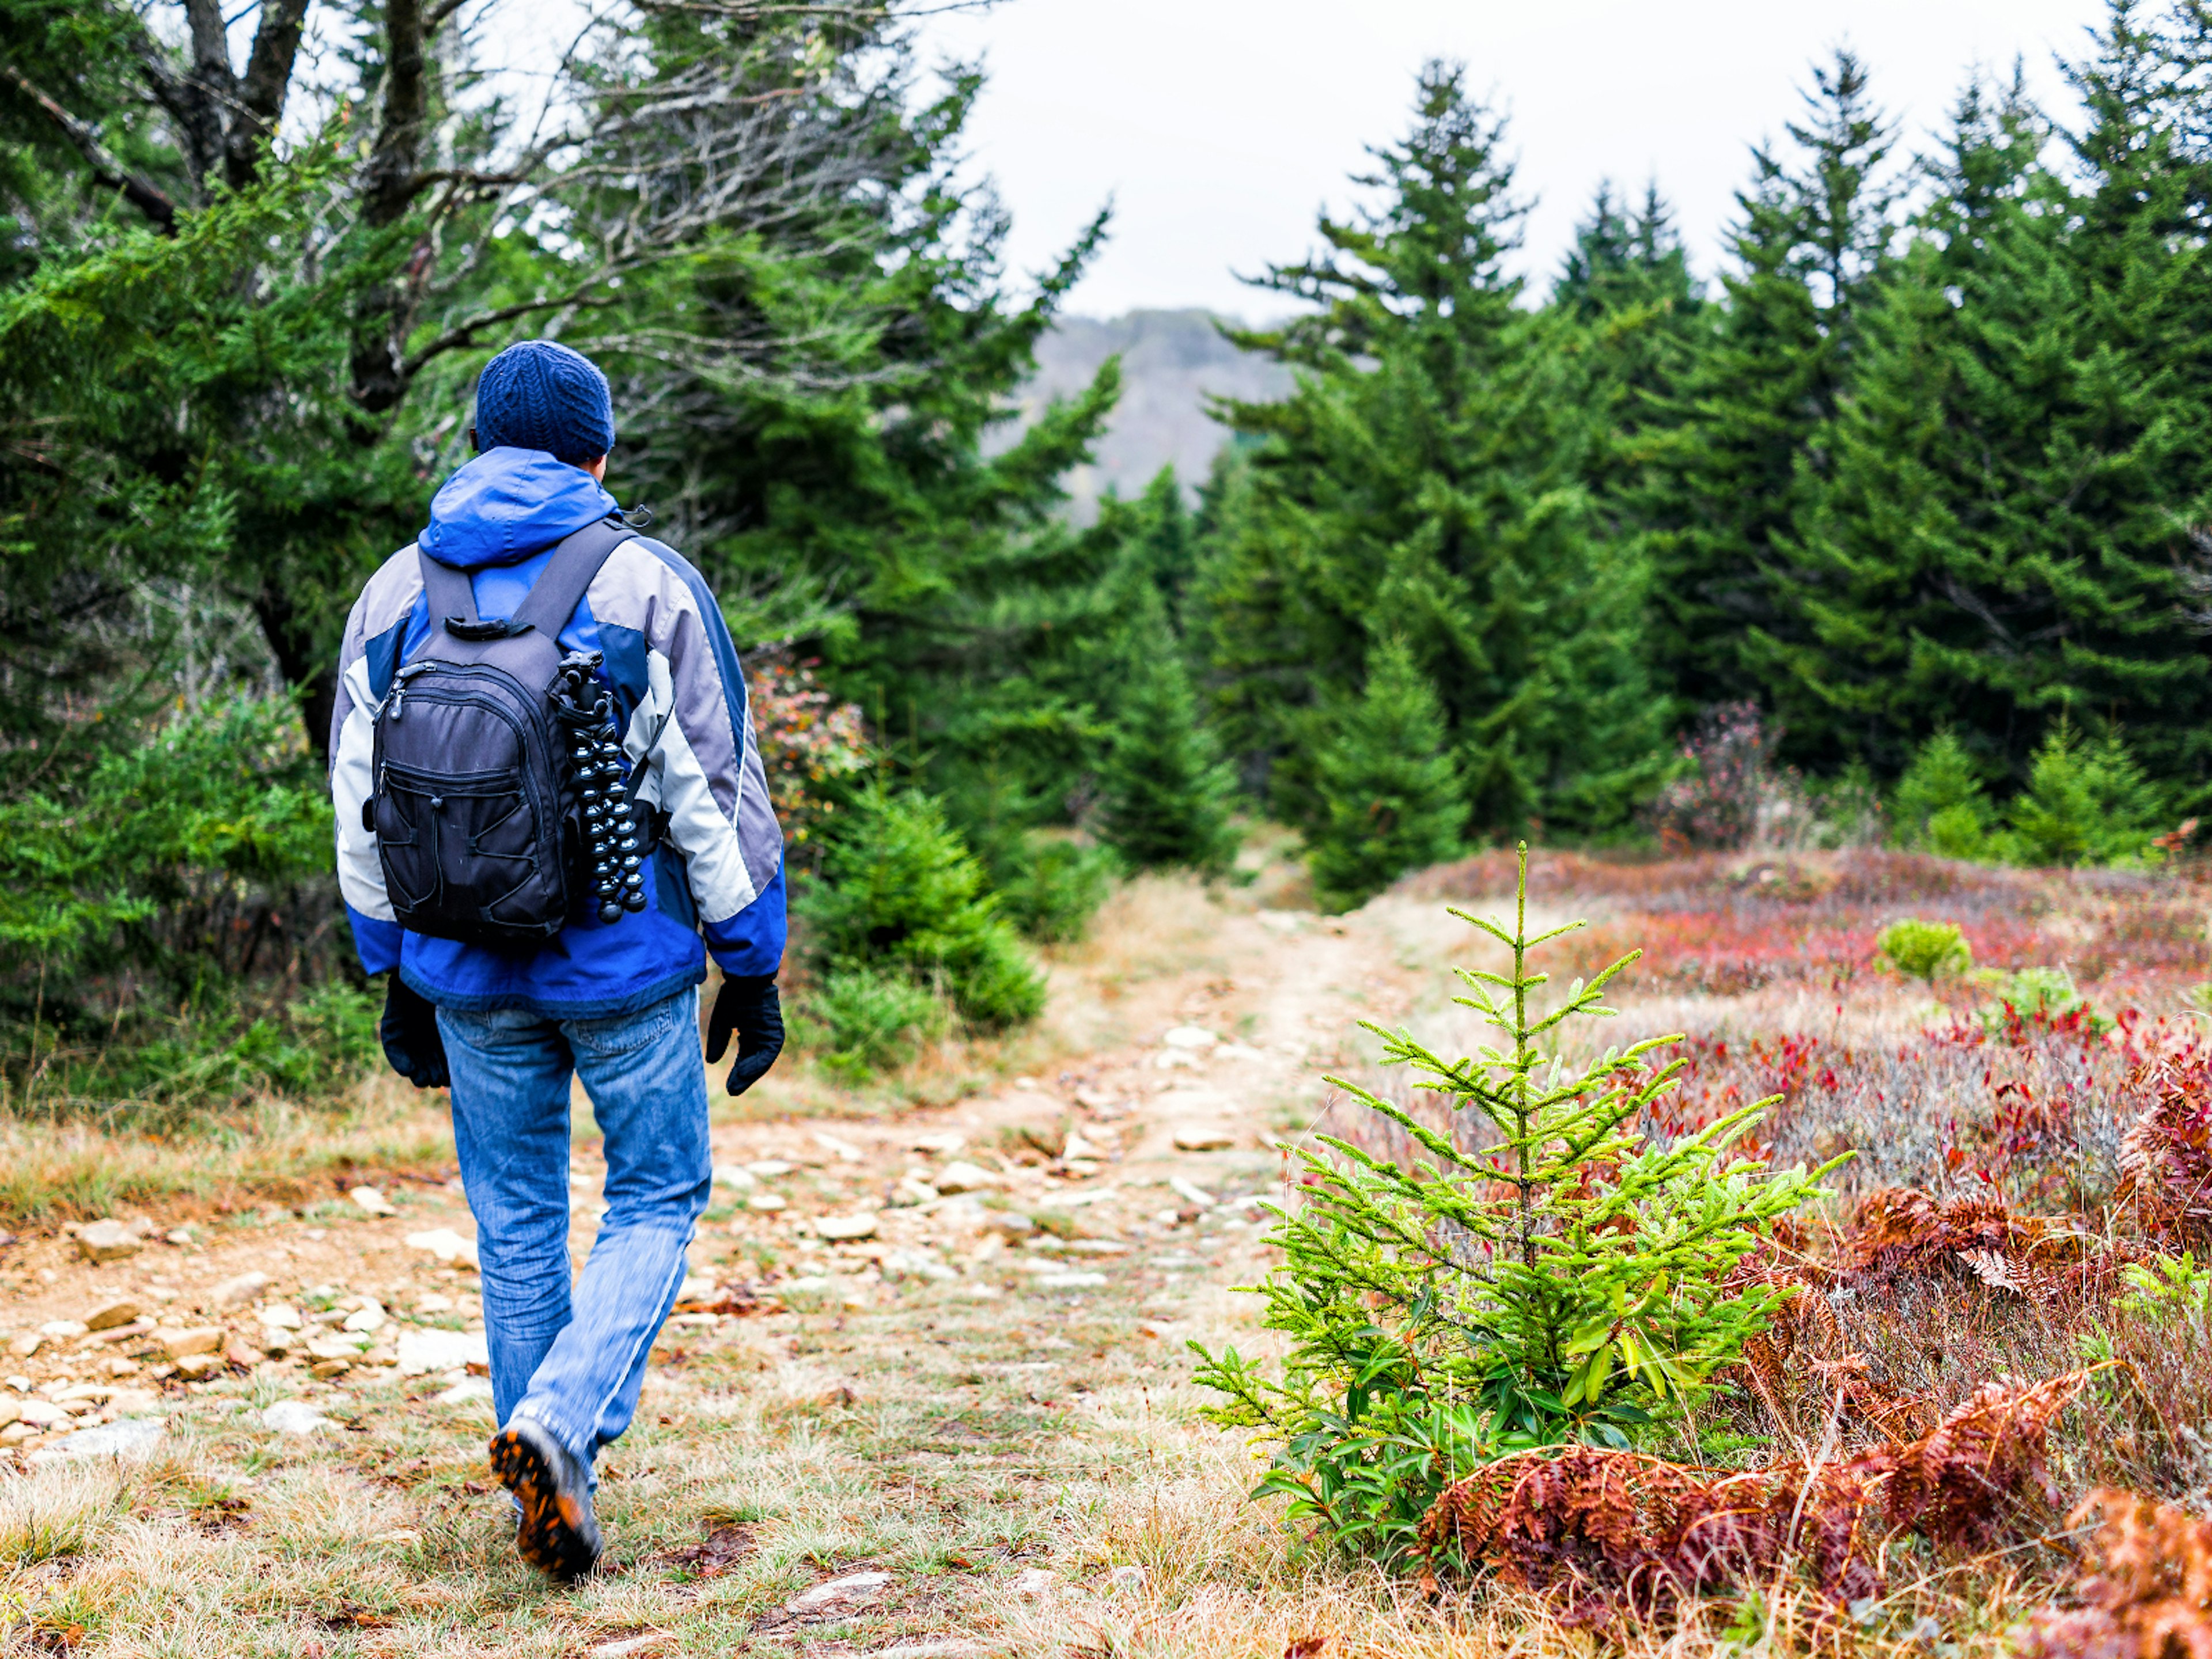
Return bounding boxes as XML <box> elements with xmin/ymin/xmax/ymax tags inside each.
<box><xmin>488</xmin><ymin>1416</ymin><xmax>601</xmax><ymax>1580</ymax></box>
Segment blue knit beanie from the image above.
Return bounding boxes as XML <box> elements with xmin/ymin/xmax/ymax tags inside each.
<box><xmin>471</xmin><ymin>341</ymin><xmax>615</xmax><ymax>463</ymax></box>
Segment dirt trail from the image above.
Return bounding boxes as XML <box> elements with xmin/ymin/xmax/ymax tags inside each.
<box><xmin>0</xmin><ymin>876</ymin><xmax>1517</xmax><ymax>1657</ymax></box>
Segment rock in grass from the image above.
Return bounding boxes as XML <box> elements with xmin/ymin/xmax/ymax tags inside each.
<box><xmin>933</xmin><ymin>1161</ymin><xmax>997</xmax><ymax>1195</ymax></box>
<box><xmin>1171</xmin><ymin>1125</ymin><xmax>1236</xmax><ymax>1152</ymax></box>
<box><xmin>207</xmin><ymin>1272</ymin><xmax>269</xmax><ymax>1312</ymax></box>
<box><xmin>403</xmin><ymin>1228</ymin><xmax>479</xmax><ymax>1268</ymax></box>
<box><xmin>74</xmin><ymin>1221</ymin><xmax>142</xmax><ymax>1264</ymax></box>
<box><xmin>396</xmin><ymin>1328</ymin><xmax>488</xmax><ymax>1376</ymax></box>
<box><xmin>27</xmin><ymin>1416</ymin><xmax>162</xmax><ymax>1465</ymax></box>
<box><xmin>787</xmin><ymin>1570</ymin><xmax>892</xmax><ymax>1611</ymax></box>
<box><xmin>261</xmin><ymin>1400</ymin><xmax>331</xmax><ymax>1435</ymax></box>
<box><xmin>82</xmin><ymin>1300</ymin><xmax>140</xmax><ymax>1332</ymax></box>
<box><xmin>815</xmin><ymin>1213</ymin><xmax>879</xmax><ymax>1243</ymax></box>
<box><xmin>349</xmin><ymin>1186</ymin><xmax>398</xmax><ymax>1217</ymax></box>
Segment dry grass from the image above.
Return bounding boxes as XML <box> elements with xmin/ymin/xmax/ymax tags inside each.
<box><xmin>0</xmin><ymin>1080</ymin><xmax>456</xmax><ymax>1225</ymax></box>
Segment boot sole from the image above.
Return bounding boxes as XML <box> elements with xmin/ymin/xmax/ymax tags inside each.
<box><xmin>488</xmin><ymin>1426</ymin><xmax>598</xmax><ymax>1580</ymax></box>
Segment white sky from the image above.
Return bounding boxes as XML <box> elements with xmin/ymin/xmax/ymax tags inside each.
<box><xmin>915</xmin><ymin>0</ymin><xmax>2115</xmax><ymax>318</ymax></box>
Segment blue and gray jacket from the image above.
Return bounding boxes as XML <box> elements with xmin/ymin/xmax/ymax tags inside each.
<box><xmin>329</xmin><ymin>447</ymin><xmax>786</xmax><ymax>1016</ymax></box>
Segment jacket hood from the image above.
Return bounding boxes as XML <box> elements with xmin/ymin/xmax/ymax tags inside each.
<box><xmin>418</xmin><ymin>446</ymin><xmax>620</xmax><ymax>570</ymax></box>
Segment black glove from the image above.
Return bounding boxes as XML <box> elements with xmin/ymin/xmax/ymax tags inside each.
<box><xmin>705</xmin><ymin>974</ymin><xmax>783</xmax><ymax>1097</ymax></box>
<box><xmin>380</xmin><ymin>978</ymin><xmax>450</xmax><ymax>1090</ymax></box>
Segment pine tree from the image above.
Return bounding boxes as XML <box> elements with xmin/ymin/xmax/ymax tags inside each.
<box><xmin>1305</xmin><ymin>639</ymin><xmax>1467</xmax><ymax>911</ymax></box>
<box><xmin>1096</xmin><ymin>585</ymin><xmax>1241</xmax><ymax>874</ymax></box>
<box><xmin>1641</xmin><ymin>51</ymin><xmax>1900</xmax><ymax>718</ymax></box>
<box><xmin>1194</xmin><ymin>63</ymin><xmax>1666</xmax><ymax>840</ymax></box>
<box><xmin>1770</xmin><ymin>8</ymin><xmax>2212</xmax><ymax>794</ymax></box>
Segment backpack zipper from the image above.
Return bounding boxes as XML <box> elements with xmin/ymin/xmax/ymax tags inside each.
<box><xmin>387</xmin><ymin>661</ymin><xmax>435</xmax><ymax>722</ymax></box>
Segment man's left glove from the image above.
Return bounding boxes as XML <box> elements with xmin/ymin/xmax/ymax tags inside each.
<box><xmin>704</xmin><ymin>974</ymin><xmax>783</xmax><ymax>1097</ymax></box>
<box><xmin>380</xmin><ymin>978</ymin><xmax>450</xmax><ymax>1090</ymax></box>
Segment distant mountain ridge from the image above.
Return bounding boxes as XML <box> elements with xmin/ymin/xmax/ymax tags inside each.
<box><xmin>999</xmin><ymin>309</ymin><xmax>1294</xmax><ymax>513</ymax></box>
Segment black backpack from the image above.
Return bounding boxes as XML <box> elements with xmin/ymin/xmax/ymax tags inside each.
<box><xmin>365</xmin><ymin>516</ymin><xmax>647</xmax><ymax>948</ymax></box>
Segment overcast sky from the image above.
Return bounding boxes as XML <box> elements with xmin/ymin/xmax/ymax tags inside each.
<box><xmin>913</xmin><ymin>0</ymin><xmax>2115</xmax><ymax>320</ymax></box>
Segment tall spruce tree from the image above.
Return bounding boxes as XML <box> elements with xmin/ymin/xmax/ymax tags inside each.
<box><xmin>1770</xmin><ymin>6</ymin><xmax>2212</xmax><ymax>793</ymax></box>
<box><xmin>1195</xmin><ymin>62</ymin><xmax>1666</xmax><ymax>841</ymax></box>
<box><xmin>1642</xmin><ymin>51</ymin><xmax>1901</xmax><ymax>720</ymax></box>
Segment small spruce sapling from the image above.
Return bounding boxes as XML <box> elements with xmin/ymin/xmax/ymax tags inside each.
<box><xmin>1194</xmin><ymin>846</ymin><xmax>1831</xmax><ymax>1566</ymax></box>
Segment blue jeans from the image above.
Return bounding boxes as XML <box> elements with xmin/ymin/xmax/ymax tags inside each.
<box><xmin>437</xmin><ymin>988</ymin><xmax>711</xmax><ymax>1479</ymax></box>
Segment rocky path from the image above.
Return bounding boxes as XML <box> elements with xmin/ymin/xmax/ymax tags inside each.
<box><xmin>0</xmin><ymin>880</ymin><xmax>1480</xmax><ymax>1657</ymax></box>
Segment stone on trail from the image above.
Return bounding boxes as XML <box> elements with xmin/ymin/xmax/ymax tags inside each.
<box><xmin>157</xmin><ymin>1326</ymin><xmax>223</xmax><ymax>1358</ymax></box>
<box><xmin>404</xmin><ymin>1228</ymin><xmax>480</xmax><ymax>1268</ymax></box>
<box><xmin>1168</xmin><ymin>1177</ymin><xmax>1217</xmax><ymax>1209</ymax></box>
<box><xmin>28</xmin><ymin>1416</ymin><xmax>162</xmax><ymax>1465</ymax></box>
<box><xmin>259</xmin><ymin>1304</ymin><xmax>304</xmax><ymax>1331</ymax></box>
<box><xmin>787</xmin><ymin>1570</ymin><xmax>892</xmax><ymax>1612</ymax></box>
<box><xmin>434</xmin><ymin>1377</ymin><xmax>494</xmax><ymax>1405</ymax></box>
<box><xmin>207</xmin><ymin>1272</ymin><xmax>270</xmax><ymax>1312</ymax></box>
<box><xmin>349</xmin><ymin>1185</ymin><xmax>399</xmax><ymax>1217</ymax></box>
<box><xmin>745</xmin><ymin>1192</ymin><xmax>787</xmax><ymax>1213</ymax></box>
<box><xmin>82</xmin><ymin>1299</ymin><xmax>140</xmax><ymax>1332</ymax></box>
<box><xmin>39</xmin><ymin>1321</ymin><xmax>87</xmax><ymax>1339</ymax></box>
<box><xmin>1032</xmin><ymin>1272</ymin><xmax>1107</xmax><ymax>1290</ymax></box>
<box><xmin>743</xmin><ymin>1159</ymin><xmax>794</xmax><ymax>1177</ymax></box>
<box><xmin>813</xmin><ymin>1131</ymin><xmax>863</xmax><ymax>1162</ymax></box>
<box><xmin>1162</xmin><ymin>1025</ymin><xmax>1219</xmax><ymax>1049</ymax></box>
<box><xmin>710</xmin><ymin>1163</ymin><xmax>756</xmax><ymax>1190</ymax></box>
<box><xmin>262</xmin><ymin>1399</ymin><xmax>332</xmax><ymax>1435</ymax></box>
<box><xmin>74</xmin><ymin>1221</ymin><xmax>142</xmax><ymax>1264</ymax></box>
<box><xmin>1171</xmin><ymin>1125</ymin><xmax>1236</xmax><ymax>1152</ymax></box>
<box><xmin>15</xmin><ymin>1400</ymin><xmax>66</xmax><ymax>1427</ymax></box>
<box><xmin>6</xmin><ymin>1333</ymin><xmax>40</xmax><ymax>1359</ymax></box>
<box><xmin>175</xmin><ymin>1353</ymin><xmax>224</xmax><ymax>1379</ymax></box>
<box><xmin>397</xmin><ymin>1328</ymin><xmax>489</xmax><ymax>1376</ymax></box>
<box><xmin>933</xmin><ymin>1161</ymin><xmax>997</xmax><ymax>1195</ymax></box>
<box><xmin>814</xmin><ymin>1213</ymin><xmax>878</xmax><ymax>1243</ymax></box>
<box><xmin>342</xmin><ymin>1299</ymin><xmax>387</xmax><ymax>1335</ymax></box>
<box><xmin>909</xmin><ymin>1131</ymin><xmax>966</xmax><ymax>1156</ymax></box>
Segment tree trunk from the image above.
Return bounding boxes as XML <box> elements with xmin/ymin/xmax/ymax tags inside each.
<box><xmin>255</xmin><ymin>582</ymin><xmax>338</xmax><ymax>769</ymax></box>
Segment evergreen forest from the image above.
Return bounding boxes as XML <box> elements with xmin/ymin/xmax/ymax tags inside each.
<box><xmin>5</xmin><ymin>0</ymin><xmax>2212</xmax><ymax>1110</ymax></box>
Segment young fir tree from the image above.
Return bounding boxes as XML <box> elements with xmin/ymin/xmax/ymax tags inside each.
<box><xmin>1096</xmin><ymin>584</ymin><xmax>1241</xmax><ymax>875</ymax></box>
<box><xmin>1194</xmin><ymin>848</ymin><xmax>1824</xmax><ymax>1564</ymax></box>
<box><xmin>1193</xmin><ymin>62</ymin><xmax>1667</xmax><ymax>841</ymax></box>
<box><xmin>1641</xmin><ymin>51</ymin><xmax>1901</xmax><ymax>719</ymax></box>
<box><xmin>1768</xmin><ymin>11</ymin><xmax>2212</xmax><ymax>793</ymax></box>
<box><xmin>1305</xmin><ymin>639</ymin><xmax>1467</xmax><ymax>911</ymax></box>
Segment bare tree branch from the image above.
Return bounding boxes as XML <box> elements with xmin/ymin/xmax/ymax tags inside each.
<box><xmin>0</xmin><ymin>64</ymin><xmax>177</xmax><ymax>231</ymax></box>
<box><xmin>224</xmin><ymin>0</ymin><xmax>313</xmax><ymax>191</ymax></box>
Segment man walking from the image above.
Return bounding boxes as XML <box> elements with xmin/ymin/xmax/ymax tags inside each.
<box><xmin>328</xmin><ymin>340</ymin><xmax>787</xmax><ymax>1580</ymax></box>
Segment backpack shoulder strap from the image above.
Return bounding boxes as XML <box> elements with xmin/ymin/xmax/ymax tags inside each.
<box><xmin>416</xmin><ymin>545</ymin><xmax>480</xmax><ymax>627</ymax></box>
<box><xmin>511</xmin><ymin>516</ymin><xmax>637</xmax><ymax>639</ymax></box>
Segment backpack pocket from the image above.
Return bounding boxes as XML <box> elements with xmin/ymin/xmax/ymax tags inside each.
<box><xmin>376</xmin><ymin>762</ymin><xmax>544</xmax><ymax>929</ymax></box>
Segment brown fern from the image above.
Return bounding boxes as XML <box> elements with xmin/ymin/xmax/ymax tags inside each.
<box><xmin>2022</xmin><ymin>1488</ymin><xmax>2212</xmax><ymax>1659</ymax></box>
<box><xmin>2118</xmin><ymin>1060</ymin><xmax>2212</xmax><ymax>1241</ymax></box>
<box><xmin>1421</xmin><ymin>1370</ymin><xmax>2093</xmax><ymax>1622</ymax></box>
